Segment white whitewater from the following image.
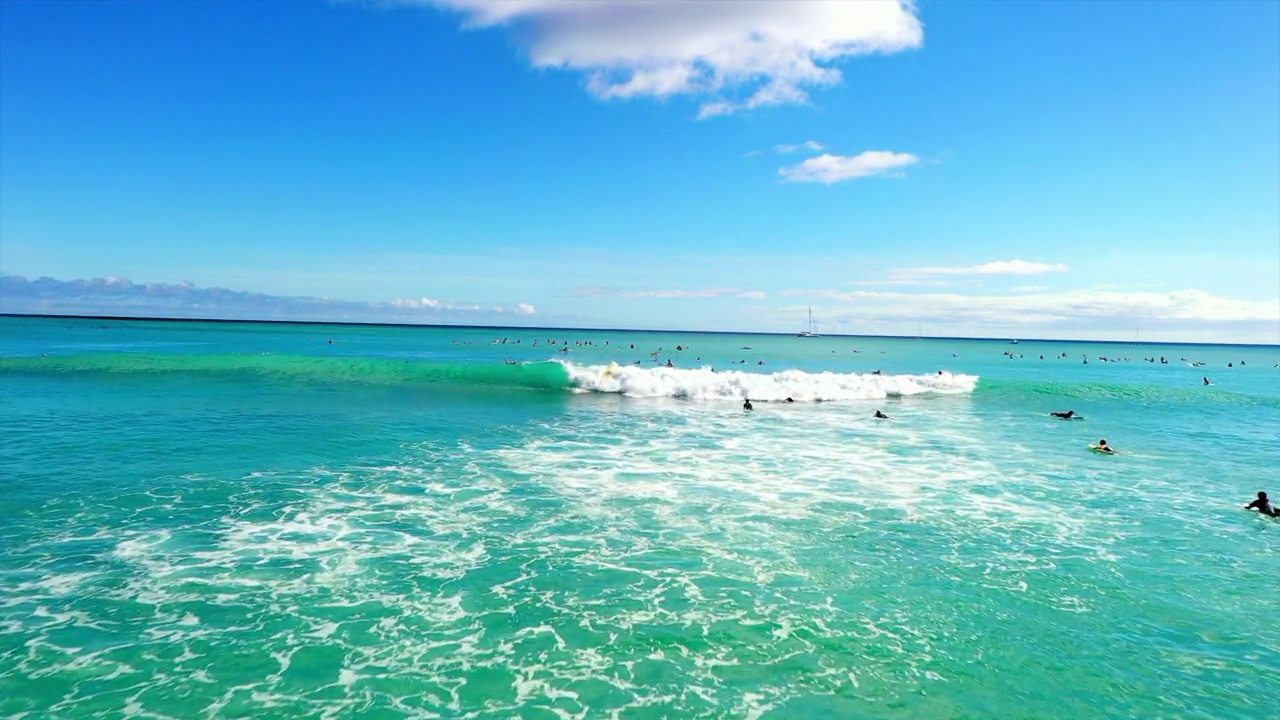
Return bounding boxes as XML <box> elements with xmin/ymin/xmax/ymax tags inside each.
<box><xmin>563</xmin><ymin>362</ymin><xmax>978</xmax><ymax>402</ymax></box>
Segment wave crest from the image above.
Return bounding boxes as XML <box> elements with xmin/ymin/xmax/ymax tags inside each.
<box><xmin>563</xmin><ymin>362</ymin><xmax>978</xmax><ymax>401</ymax></box>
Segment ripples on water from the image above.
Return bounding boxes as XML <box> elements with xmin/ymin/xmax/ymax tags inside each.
<box><xmin>5</xmin><ymin>395</ymin><xmax>1278</xmax><ymax>719</ymax></box>
<box><xmin>2</xmin><ymin>320</ymin><xmax>1279</xmax><ymax>719</ymax></box>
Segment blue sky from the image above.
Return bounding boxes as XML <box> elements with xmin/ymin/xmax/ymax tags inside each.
<box><xmin>2</xmin><ymin>0</ymin><xmax>1278</xmax><ymax>342</ymax></box>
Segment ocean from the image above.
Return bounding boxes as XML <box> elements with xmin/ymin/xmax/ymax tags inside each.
<box><xmin>2</xmin><ymin>315</ymin><xmax>1278</xmax><ymax>719</ymax></box>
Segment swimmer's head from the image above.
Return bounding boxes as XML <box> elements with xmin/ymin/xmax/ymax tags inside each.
<box><xmin>1260</xmin><ymin>491</ymin><xmax>1269</xmax><ymax>500</ymax></box>
<box><xmin>1099</xmin><ymin>439</ymin><xmax>1108</xmax><ymax>446</ymax></box>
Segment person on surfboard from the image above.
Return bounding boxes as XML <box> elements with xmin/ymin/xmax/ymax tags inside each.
<box><xmin>1051</xmin><ymin>410</ymin><xmax>1079</xmax><ymax>419</ymax></box>
<box><xmin>1093</xmin><ymin>439</ymin><xmax>1115</xmax><ymax>454</ymax></box>
<box><xmin>1245</xmin><ymin>492</ymin><xmax>1277</xmax><ymax>517</ymax></box>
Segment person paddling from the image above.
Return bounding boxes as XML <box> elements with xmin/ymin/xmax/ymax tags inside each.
<box><xmin>1051</xmin><ymin>410</ymin><xmax>1078</xmax><ymax>419</ymax></box>
<box><xmin>1094</xmin><ymin>439</ymin><xmax>1115</xmax><ymax>454</ymax></box>
<box><xmin>1245</xmin><ymin>491</ymin><xmax>1277</xmax><ymax>517</ymax></box>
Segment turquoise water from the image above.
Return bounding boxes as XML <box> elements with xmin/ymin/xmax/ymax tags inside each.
<box><xmin>2</xmin><ymin>316</ymin><xmax>1278</xmax><ymax>719</ymax></box>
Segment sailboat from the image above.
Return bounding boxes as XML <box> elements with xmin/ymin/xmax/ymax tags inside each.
<box><xmin>797</xmin><ymin>306</ymin><xmax>820</xmax><ymax>337</ymax></box>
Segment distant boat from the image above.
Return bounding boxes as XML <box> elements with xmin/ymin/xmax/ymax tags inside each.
<box><xmin>797</xmin><ymin>306</ymin><xmax>820</xmax><ymax>337</ymax></box>
<box><xmin>1010</xmin><ymin>339</ymin><xmax>1019</xmax><ymax>344</ymax></box>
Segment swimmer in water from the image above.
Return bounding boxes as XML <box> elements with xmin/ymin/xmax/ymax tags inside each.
<box><xmin>1203</xmin><ymin>377</ymin><xmax>1211</xmax><ymax>385</ymax></box>
<box><xmin>743</xmin><ymin>399</ymin><xmax>753</xmax><ymax>411</ymax></box>
<box><xmin>1245</xmin><ymin>491</ymin><xmax>1277</xmax><ymax>517</ymax></box>
<box><xmin>1051</xmin><ymin>410</ymin><xmax>1078</xmax><ymax>419</ymax></box>
<box><xmin>1094</xmin><ymin>439</ymin><xmax>1115</xmax><ymax>454</ymax></box>
<box><xmin>874</xmin><ymin>410</ymin><xmax>889</xmax><ymax>419</ymax></box>
<box><xmin>785</xmin><ymin>397</ymin><xmax>794</xmax><ymax>403</ymax></box>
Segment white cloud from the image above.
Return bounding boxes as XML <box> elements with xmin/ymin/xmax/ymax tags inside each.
<box><xmin>789</xmin><ymin>288</ymin><xmax>1280</xmax><ymax>326</ymax></box>
<box><xmin>775</xmin><ymin>140</ymin><xmax>825</xmax><ymax>154</ymax></box>
<box><xmin>0</xmin><ymin>275</ymin><xmax>538</xmax><ymax>324</ymax></box>
<box><xmin>390</xmin><ymin>296</ymin><xmax>445</xmax><ymax>310</ymax></box>
<box><xmin>415</xmin><ymin>0</ymin><xmax>923</xmax><ymax>117</ymax></box>
<box><xmin>737</xmin><ymin>291</ymin><xmax>768</xmax><ymax>300</ymax></box>
<box><xmin>697</xmin><ymin>100</ymin><xmax>738</xmax><ymax>120</ymax></box>
<box><xmin>896</xmin><ymin>259</ymin><xmax>1072</xmax><ymax>278</ymax></box>
<box><xmin>779</xmin><ymin>151</ymin><xmax>919</xmax><ymax>183</ymax></box>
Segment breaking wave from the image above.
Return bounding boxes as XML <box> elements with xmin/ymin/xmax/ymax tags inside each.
<box><xmin>563</xmin><ymin>362</ymin><xmax>978</xmax><ymax>402</ymax></box>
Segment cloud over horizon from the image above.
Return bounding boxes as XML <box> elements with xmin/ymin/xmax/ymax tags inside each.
<box><xmin>413</xmin><ymin>0</ymin><xmax>923</xmax><ymax>117</ymax></box>
<box><xmin>0</xmin><ymin>275</ymin><xmax>539</xmax><ymax>324</ymax></box>
<box><xmin>4</xmin><ymin>275</ymin><xmax>1273</xmax><ymax>343</ymax></box>
<box><xmin>787</xmin><ymin>287</ymin><xmax>1279</xmax><ymax>327</ymax></box>
<box><xmin>896</xmin><ymin>259</ymin><xmax>1072</xmax><ymax>278</ymax></box>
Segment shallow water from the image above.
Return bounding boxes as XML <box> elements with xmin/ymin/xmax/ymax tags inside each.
<box><xmin>2</xmin><ymin>316</ymin><xmax>1278</xmax><ymax>719</ymax></box>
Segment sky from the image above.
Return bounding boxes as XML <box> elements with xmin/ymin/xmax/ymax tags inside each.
<box><xmin>1</xmin><ymin>0</ymin><xmax>1278</xmax><ymax>343</ymax></box>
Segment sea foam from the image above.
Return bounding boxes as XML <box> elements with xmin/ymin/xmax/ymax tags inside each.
<box><xmin>562</xmin><ymin>362</ymin><xmax>978</xmax><ymax>401</ymax></box>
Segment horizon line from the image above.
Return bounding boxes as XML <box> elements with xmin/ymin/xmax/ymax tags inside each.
<box><xmin>3</xmin><ymin>312</ymin><xmax>1277</xmax><ymax>349</ymax></box>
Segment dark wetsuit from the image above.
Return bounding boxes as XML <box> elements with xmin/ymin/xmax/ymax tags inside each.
<box><xmin>1246</xmin><ymin>498</ymin><xmax>1277</xmax><ymax>517</ymax></box>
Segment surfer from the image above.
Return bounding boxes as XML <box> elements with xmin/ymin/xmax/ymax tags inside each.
<box><xmin>1244</xmin><ymin>492</ymin><xmax>1277</xmax><ymax>517</ymax></box>
<box><xmin>1203</xmin><ymin>376</ymin><xmax>1211</xmax><ymax>385</ymax></box>
<box><xmin>1094</xmin><ymin>439</ymin><xmax>1115</xmax><ymax>454</ymax></box>
<box><xmin>874</xmin><ymin>410</ymin><xmax>889</xmax><ymax>419</ymax></box>
<box><xmin>743</xmin><ymin>399</ymin><xmax>753</xmax><ymax>411</ymax></box>
<box><xmin>1051</xmin><ymin>410</ymin><xmax>1079</xmax><ymax>419</ymax></box>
